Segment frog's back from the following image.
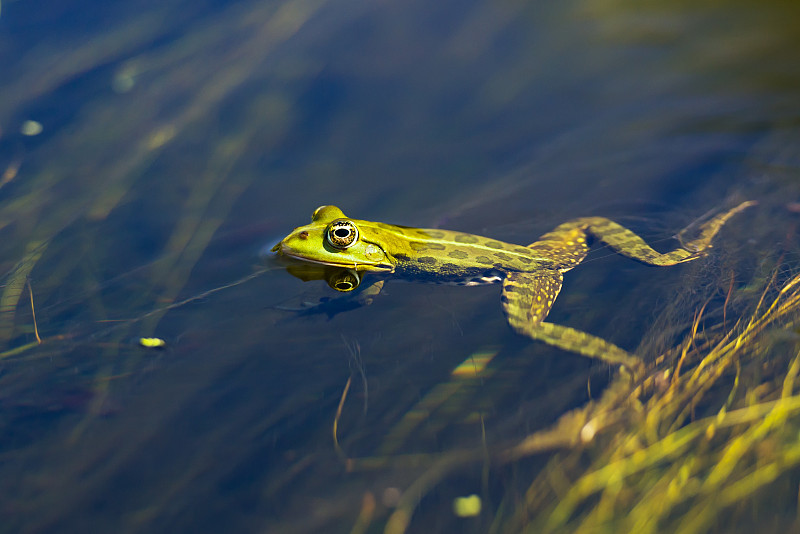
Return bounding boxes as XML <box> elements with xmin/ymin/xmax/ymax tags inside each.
<box><xmin>385</xmin><ymin>226</ymin><xmax>550</xmax><ymax>282</ymax></box>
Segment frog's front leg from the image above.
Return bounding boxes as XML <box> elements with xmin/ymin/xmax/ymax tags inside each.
<box><xmin>501</xmin><ymin>271</ymin><xmax>642</xmax><ymax>370</ymax></box>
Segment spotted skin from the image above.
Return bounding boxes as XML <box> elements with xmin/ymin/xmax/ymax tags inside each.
<box><xmin>499</xmin><ymin>202</ymin><xmax>754</xmax><ymax>367</ymax></box>
<box><xmin>502</xmin><ymin>271</ymin><xmax>638</xmax><ymax>367</ymax></box>
<box><xmin>273</xmin><ymin>202</ymin><xmax>755</xmax><ymax>367</ymax></box>
<box><xmin>501</xmin><ymin>271</ymin><xmax>562</xmax><ymax>336</ymax></box>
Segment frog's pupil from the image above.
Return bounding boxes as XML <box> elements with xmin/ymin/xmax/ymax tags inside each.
<box><xmin>335</xmin><ymin>228</ymin><xmax>350</xmax><ymax>238</ymax></box>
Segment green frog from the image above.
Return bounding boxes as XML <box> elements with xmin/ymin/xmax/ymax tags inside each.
<box><xmin>272</xmin><ymin>201</ymin><xmax>754</xmax><ymax>368</ymax></box>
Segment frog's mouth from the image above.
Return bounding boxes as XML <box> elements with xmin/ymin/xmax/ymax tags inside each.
<box><xmin>276</xmin><ymin>245</ymin><xmax>394</xmax><ymax>272</ymax></box>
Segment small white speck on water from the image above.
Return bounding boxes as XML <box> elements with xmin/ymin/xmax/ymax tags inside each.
<box><xmin>20</xmin><ymin>120</ymin><xmax>43</xmax><ymax>136</ymax></box>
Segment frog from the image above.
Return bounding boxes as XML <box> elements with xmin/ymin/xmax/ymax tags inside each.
<box><xmin>271</xmin><ymin>201</ymin><xmax>754</xmax><ymax>369</ymax></box>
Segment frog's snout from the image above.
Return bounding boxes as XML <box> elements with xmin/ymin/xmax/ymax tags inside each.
<box><xmin>259</xmin><ymin>239</ymin><xmax>283</xmax><ymax>257</ymax></box>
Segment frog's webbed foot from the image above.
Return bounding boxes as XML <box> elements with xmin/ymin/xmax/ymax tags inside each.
<box><xmin>501</xmin><ymin>272</ymin><xmax>642</xmax><ymax>370</ymax></box>
<box><xmin>675</xmin><ymin>200</ymin><xmax>757</xmax><ymax>254</ymax></box>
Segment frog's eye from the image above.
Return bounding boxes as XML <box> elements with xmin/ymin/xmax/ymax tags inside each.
<box><xmin>327</xmin><ymin>220</ymin><xmax>359</xmax><ymax>249</ymax></box>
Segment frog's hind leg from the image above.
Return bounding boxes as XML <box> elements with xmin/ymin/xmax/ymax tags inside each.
<box><xmin>501</xmin><ymin>271</ymin><xmax>641</xmax><ymax>369</ymax></box>
<box><xmin>570</xmin><ymin>200</ymin><xmax>755</xmax><ymax>267</ymax></box>
<box><xmin>530</xmin><ymin>322</ymin><xmax>642</xmax><ymax>370</ymax></box>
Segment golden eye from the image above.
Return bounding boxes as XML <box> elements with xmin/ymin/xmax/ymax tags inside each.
<box><xmin>327</xmin><ymin>220</ymin><xmax>359</xmax><ymax>249</ymax></box>
<box><xmin>327</xmin><ymin>270</ymin><xmax>361</xmax><ymax>291</ymax></box>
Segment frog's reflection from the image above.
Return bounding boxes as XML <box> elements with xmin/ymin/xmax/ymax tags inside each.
<box><xmin>276</xmin><ymin>261</ymin><xmax>385</xmax><ymax>317</ymax></box>
<box><xmin>284</xmin><ymin>263</ymin><xmax>362</xmax><ymax>292</ymax></box>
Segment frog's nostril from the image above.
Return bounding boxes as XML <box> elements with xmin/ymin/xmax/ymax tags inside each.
<box><xmin>299</xmin><ymin>231</ymin><xmax>309</xmax><ymax>240</ymax></box>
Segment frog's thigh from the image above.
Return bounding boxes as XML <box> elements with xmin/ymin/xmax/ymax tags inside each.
<box><xmin>501</xmin><ymin>271</ymin><xmax>564</xmax><ymax>331</ymax></box>
<box><xmin>527</xmin><ymin>226</ymin><xmax>591</xmax><ymax>271</ymax></box>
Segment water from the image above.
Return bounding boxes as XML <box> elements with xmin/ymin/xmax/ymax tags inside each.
<box><xmin>1</xmin><ymin>0</ymin><xmax>800</xmax><ymax>532</ymax></box>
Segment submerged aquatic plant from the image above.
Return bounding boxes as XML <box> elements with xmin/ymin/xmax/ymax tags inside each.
<box><xmin>335</xmin><ymin>264</ymin><xmax>800</xmax><ymax>534</ymax></box>
<box><xmin>507</xmin><ymin>270</ymin><xmax>800</xmax><ymax>534</ymax></box>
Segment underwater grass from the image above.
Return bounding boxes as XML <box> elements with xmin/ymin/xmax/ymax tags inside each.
<box><xmin>328</xmin><ymin>265</ymin><xmax>800</xmax><ymax>534</ymax></box>
<box><xmin>527</xmin><ymin>270</ymin><xmax>800</xmax><ymax>534</ymax></box>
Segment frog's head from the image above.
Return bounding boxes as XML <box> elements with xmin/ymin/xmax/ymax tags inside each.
<box><xmin>272</xmin><ymin>205</ymin><xmax>395</xmax><ymax>272</ymax></box>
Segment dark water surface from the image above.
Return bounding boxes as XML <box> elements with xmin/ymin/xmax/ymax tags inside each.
<box><xmin>2</xmin><ymin>0</ymin><xmax>800</xmax><ymax>532</ymax></box>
